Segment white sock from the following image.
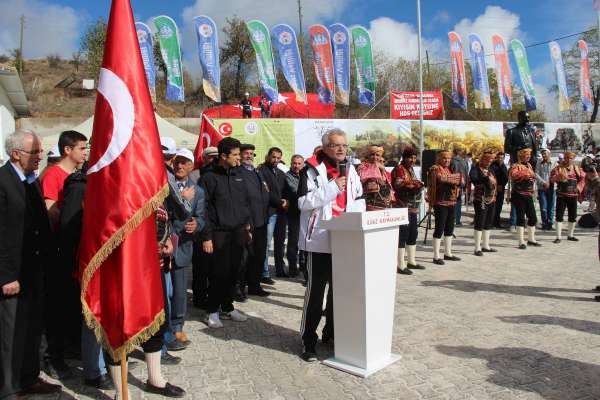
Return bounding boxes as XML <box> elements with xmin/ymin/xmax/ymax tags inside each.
<box><xmin>517</xmin><ymin>227</ymin><xmax>525</xmax><ymax>245</ymax></box>
<box><xmin>145</xmin><ymin>351</ymin><xmax>167</xmax><ymax>388</ymax></box>
<box><xmin>398</xmin><ymin>248</ymin><xmax>407</xmax><ymax>270</ymax></box>
<box><xmin>527</xmin><ymin>226</ymin><xmax>536</xmax><ymax>243</ymax></box>
<box><xmin>433</xmin><ymin>238</ymin><xmax>442</xmax><ymax>260</ymax></box>
<box><xmin>407</xmin><ymin>245</ymin><xmax>417</xmax><ymax>265</ymax></box>
<box><xmin>474</xmin><ymin>230</ymin><xmax>482</xmax><ymax>252</ymax></box>
<box><xmin>444</xmin><ymin>235</ymin><xmax>453</xmax><ymax>257</ymax></box>
<box><xmin>568</xmin><ymin>222</ymin><xmax>576</xmax><ymax>237</ymax></box>
<box><xmin>482</xmin><ymin>230</ymin><xmax>491</xmax><ymax>249</ymax></box>
<box><xmin>556</xmin><ymin>222</ymin><xmax>563</xmax><ymax>240</ymax></box>
<box><xmin>109</xmin><ymin>364</ymin><xmax>130</xmax><ymax>400</ymax></box>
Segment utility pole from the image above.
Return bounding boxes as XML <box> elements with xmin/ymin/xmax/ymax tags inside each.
<box><xmin>297</xmin><ymin>0</ymin><xmax>304</xmax><ymax>60</ymax></box>
<box><xmin>18</xmin><ymin>14</ymin><xmax>25</xmax><ymax>74</ymax></box>
<box><xmin>425</xmin><ymin>50</ymin><xmax>431</xmax><ymax>88</ymax></box>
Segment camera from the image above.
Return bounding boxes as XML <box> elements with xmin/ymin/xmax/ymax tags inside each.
<box><xmin>581</xmin><ymin>155</ymin><xmax>600</xmax><ymax>173</ymax></box>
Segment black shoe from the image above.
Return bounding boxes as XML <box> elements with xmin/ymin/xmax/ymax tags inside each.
<box><xmin>433</xmin><ymin>258</ymin><xmax>445</xmax><ymax>265</ymax></box>
<box><xmin>301</xmin><ymin>348</ymin><xmax>318</xmax><ymax>362</ymax></box>
<box><xmin>567</xmin><ymin>236</ymin><xmax>579</xmax><ymax>242</ymax></box>
<box><xmin>553</xmin><ymin>239</ymin><xmax>561</xmax><ymax>244</ymax></box>
<box><xmin>84</xmin><ymin>374</ymin><xmax>113</xmax><ymax>390</ymax></box>
<box><xmin>474</xmin><ymin>250</ymin><xmax>483</xmax><ymax>256</ymax></box>
<box><xmin>444</xmin><ymin>255</ymin><xmax>461</xmax><ymax>261</ymax></box>
<box><xmin>407</xmin><ymin>263</ymin><xmax>426</xmax><ymax>270</ymax></box>
<box><xmin>161</xmin><ymin>352</ymin><xmax>182</xmax><ymax>365</ymax></box>
<box><xmin>594</xmin><ymin>286</ymin><xmax>600</xmax><ymax>292</ymax></box>
<box><xmin>397</xmin><ymin>267</ymin><xmax>413</xmax><ymax>275</ymax></box>
<box><xmin>166</xmin><ymin>340</ymin><xmax>187</xmax><ymax>352</ymax></box>
<box><xmin>233</xmin><ymin>290</ymin><xmax>247</xmax><ymax>303</ymax></box>
<box><xmin>145</xmin><ymin>382</ymin><xmax>186</xmax><ymax>398</ymax></box>
<box><xmin>45</xmin><ymin>359</ymin><xmax>73</xmax><ymax>380</ymax></box>
<box><xmin>518</xmin><ymin>244</ymin><xmax>527</xmax><ymax>250</ymax></box>
<box><xmin>275</xmin><ymin>271</ymin><xmax>289</xmax><ymax>278</ymax></box>
<box><xmin>247</xmin><ymin>287</ymin><xmax>270</xmax><ymax>297</ymax></box>
<box><xmin>595</xmin><ymin>295</ymin><xmax>600</xmax><ymax>302</ymax></box>
<box><xmin>481</xmin><ymin>248</ymin><xmax>497</xmax><ymax>253</ymax></box>
<box><xmin>527</xmin><ymin>241</ymin><xmax>542</xmax><ymax>247</ymax></box>
<box><xmin>261</xmin><ymin>277</ymin><xmax>275</xmax><ymax>285</ymax></box>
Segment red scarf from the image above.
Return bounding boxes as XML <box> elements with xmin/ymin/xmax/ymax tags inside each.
<box><xmin>307</xmin><ymin>151</ymin><xmax>347</xmax><ymax>217</ymax></box>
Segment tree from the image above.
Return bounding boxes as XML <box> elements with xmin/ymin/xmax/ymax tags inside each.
<box><xmin>220</xmin><ymin>17</ymin><xmax>256</xmax><ymax>101</ymax></box>
<box><xmin>80</xmin><ymin>18</ymin><xmax>107</xmax><ymax>79</ymax></box>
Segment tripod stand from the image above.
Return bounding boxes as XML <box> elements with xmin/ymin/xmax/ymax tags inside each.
<box><xmin>418</xmin><ymin>208</ymin><xmax>433</xmax><ymax>245</ymax></box>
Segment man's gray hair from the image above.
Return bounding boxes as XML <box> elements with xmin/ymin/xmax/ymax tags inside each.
<box><xmin>5</xmin><ymin>129</ymin><xmax>38</xmax><ymax>156</ymax></box>
<box><xmin>321</xmin><ymin>128</ymin><xmax>347</xmax><ymax>147</ymax></box>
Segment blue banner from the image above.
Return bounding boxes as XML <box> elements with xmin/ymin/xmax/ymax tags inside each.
<box><xmin>271</xmin><ymin>24</ymin><xmax>306</xmax><ymax>104</ymax></box>
<box><xmin>194</xmin><ymin>16</ymin><xmax>221</xmax><ymax>103</ymax></box>
<box><xmin>549</xmin><ymin>41</ymin><xmax>570</xmax><ymax>112</ymax></box>
<box><xmin>329</xmin><ymin>23</ymin><xmax>351</xmax><ymax>106</ymax></box>
<box><xmin>467</xmin><ymin>34</ymin><xmax>491</xmax><ymax>109</ymax></box>
<box><xmin>135</xmin><ymin>22</ymin><xmax>156</xmax><ymax>102</ymax></box>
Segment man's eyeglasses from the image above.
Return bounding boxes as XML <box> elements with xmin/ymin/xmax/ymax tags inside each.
<box><xmin>17</xmin><ymin>148</ymin><xmax>44</xmax><ymax>155</ymax></box>
<box><xmin>327</xmin><ymin>144</ymin><xmax>349</xmax><ymax>149</ymax></box>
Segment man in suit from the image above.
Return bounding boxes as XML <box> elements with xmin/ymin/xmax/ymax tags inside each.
<box><xmin>0</xmin><ymin>129</ymin><xmax>61</xmax><ymax>398</ymax></box>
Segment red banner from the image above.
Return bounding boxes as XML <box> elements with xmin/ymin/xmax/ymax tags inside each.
<box><xmin>389</xmin><ymin>90</ymin><xmax>444</xmax><ymax>119</ymax></box>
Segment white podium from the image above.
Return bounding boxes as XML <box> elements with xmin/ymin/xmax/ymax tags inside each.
<box><xmin>322</xmin><ymin>208</ymin><xmax>408</xmax><ymax>377</ymax></box>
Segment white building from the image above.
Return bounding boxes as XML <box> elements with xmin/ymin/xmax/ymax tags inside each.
<box><xmin>0</xmin><ymin>65</ymin><xmax>30</xmax><ymax>164</ymax></box>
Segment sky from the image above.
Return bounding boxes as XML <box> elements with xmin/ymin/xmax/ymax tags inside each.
<box><xmin>0</xmin><ymin>0</ymin><xmax>596</xmax><ymax>118</ymax></box>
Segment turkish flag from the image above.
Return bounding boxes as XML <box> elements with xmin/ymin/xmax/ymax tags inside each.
<box><xmin>193</xmin><ymin>113</ymin><xmax>224</xmax><ymax>167</ymax></box>
<box><xmin>78</xmin><ymin>0</ymin><xmax>168</xmax><ymax>360</ymax></box>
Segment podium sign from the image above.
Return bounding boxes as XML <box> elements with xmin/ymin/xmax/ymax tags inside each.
<box><xmin>322</xmin><ymin>208</ymin><xmax>408</xmax><ymax>377</ymax></box>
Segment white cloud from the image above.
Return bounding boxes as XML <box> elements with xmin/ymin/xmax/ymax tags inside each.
<box><xmin>179</xmin><ymin>0</ymin><xmax>350</xmax><ymax>86</ymax></box>
<box><xmin>431</xmin><ymin>10</ymin><xmax>451</xmax><ymax>25</ymax></box>
<box><xmin>367</xmin><ymin>17</ymin><xmax>444</xmax><ymax>61</ymax></box>
<box><xmin>0</xmin><ymin>0</ymin><xmax>82</xmax><ymax>58</ymax></box>
<box><xmin>453</xmin><ymin>5</ymin><xmax>523</xmax><ymax>67</ymax></box>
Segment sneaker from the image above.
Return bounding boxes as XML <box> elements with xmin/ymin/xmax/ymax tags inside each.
<box><xmin>161</xmin><ymin>352</ymin><xmax>182</xmax><ymax>365</ymax></box>
<box><xmin>221</xmin><ymin>309</ymin><xmax>248</xmax><ymax>322</ymax></box>
<box><xmin>397</xmin><ymin>267</ymin><xmax>413</xmax><ymax>275</ymax></box>
<box><xmin>301</xmin><ymin>347</ymin><xmax>318</xmax><ymax>362</ymax></box>
<box><xmin>567</xmin><ymin>236</ymin><xmax>579</xmax><ymax>242</ymax></box>
<box><xmin>205</xmin><ymin>312</ymin><xmax>224</xmax><ymax>328</ymax></box>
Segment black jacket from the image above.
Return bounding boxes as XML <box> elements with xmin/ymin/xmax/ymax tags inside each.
<box><xmin>258</xmin><ymin>164</ymin><xmax>286</xmax><ymax>216</ymax></box>
<box><xmin>59</xmin><ymin>170</ymin><xmax>86</xmax><ymax>272</ymax></box>
<box><xmin>0</xmin><ymin>163</ymin><xmax>51</xmax><ymax>290</ymax></box>
<box><xmin>199</xmin><ymin>164</ymin><xmax>251</xmax><ymax>241</ymax></box>
<box><xmin>504</xmin><ymin>124</ymin><xmax>538</xmax><ymax>164</ymax></box>
<box><xmin>239</xmin><ymin>166</ymin><xmax>279</xmax><ymax>229</ymax></box>
<box><xmin>284</xmin><ymin>170</ymin><xmax>301</xmax><ymax>217</ymax></box>
<box><xmin>489</xmin><ymin>160</ymin><xmax>508</xmax><ymax>190</ymax></box>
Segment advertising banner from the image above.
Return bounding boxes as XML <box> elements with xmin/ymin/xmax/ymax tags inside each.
<box><xmin>153</xmin><ymin>15</ymin><xmax>185</xmax><ymax>102</ymax></box>
<box><xmin>448</xmin><ymin>31</ymin><xmax>467</xmax><ymax>110</ymax></box>
<box><xmin>135</xmin><ymin>22</ymin><xmax>156</xmax><ymax>102</ymax></box>
<box><xmin>329</xmin><ymin>23</ymin><xmax>351</xmax><ymax>105</ymax></box>
<box><xmin>549</xmin><ymin>41</ymin><xmax>570</xmax><ymax>112</ymax></box>
<box><xmin>247</xmin><ymin>20</ymin><xmax>279</xmax><ymax>103</ymax></box>
<box><xmin>510</xmin><ymin>39</ymin><xmax>537</xmax><ymax>111</ymax></box>
<box><xmin>212</xmin><ymin>119</ymin><xmax>295</xmax><ymax>158</ymax></box>
<box><xmin>351</xmin><ymin>25</ymin><xmax>376</xmax><ymax>106</ymax></box>
<box><xmin>492</xmin><ymin>34</ymin><xmax>512</xmax><ymax>110</ymax></box>
<box><xmin>272</xmin><ymin>24</ymin><xmax>307</xmax><ymax>103</ymax></box>
<box><xmin>193</xmin><ymin>16</ymin><xmax>221</xmax><ymax>103</ymax></box>
<box><xmin>390</xmin><ymin>90</ymin><xmax>444</xmax><ymax>120</ymax></box>
<box><xmin>468</xmin><ymin>34</ymin><xmax>491</xmax><ymax>109</ymax></box>
<box><xmin>579</xmin><ymin>40</ymin><xmax>593</xmax><ymax>112</ymax></box>
<box><xmin>309</xmin><ymin>24</ymin><xmax>335</xmax><ymax>104</ymax></box>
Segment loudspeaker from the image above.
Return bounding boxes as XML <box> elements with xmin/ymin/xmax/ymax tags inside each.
<box><xmin>421</xmin><ymin>149</ymin><xmax>440</xmax><ymax>187</ymax></box>
<box><xmin>578</xmin><ymin>212</ymin><xmax>598</xmax><ymax>228</ymax></box>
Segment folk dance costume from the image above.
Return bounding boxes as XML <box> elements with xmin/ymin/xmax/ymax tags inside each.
<box><xmin>356</xmin><ymin>160</ymin><xmax>394</xmax><ymax>211</ymax></box>
<box><xmin>509</xmin><ymin>149</ymin><xmax>541</xmax><ymax>249</ymax></box>
<box><xmin>551</xmin><ymin>153</ymin><xmax>585</xmax><ymax>243</ymax></box>
<box><xmin>427</xmin><ymin>153</ymin><xmax>462</xmax><ymax>265</ymax></box>
<box><xmin>469</xmin><ymin>155</ymin><xmax>498</xmax><ymax>256</ymax></box>
<box><xmin>392</xmin><ymin>146</ymin><xmax>425</xmax><ymax>274</ymax></box>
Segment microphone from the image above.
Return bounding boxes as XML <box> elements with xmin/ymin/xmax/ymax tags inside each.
<box><xmin>338</xmin><ymin>161</ymin><xmax>347</xmax><ymax>176</ymax></box>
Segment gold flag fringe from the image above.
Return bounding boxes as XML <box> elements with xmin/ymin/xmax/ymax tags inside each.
<box><xmin>80</xmin><ymin>183</ymin><xmax>169</xmax><ymax>361</ymax></box>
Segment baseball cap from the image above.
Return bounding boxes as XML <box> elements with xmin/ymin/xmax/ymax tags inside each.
<box><xmin>174</xmin><ymin>148</ymin><xmax>194</xmax><ymax>163</ymax></box>
<box><xmin>160</xmin><ymin>137</ymin><xmax>176</xmax><ymax>155</ymax></box>
<box><xmin>47</xmin><ymin>144</ymin><xmax>61</xmax><ymax>159</ymax></box>
<box><xmin>202</xmin><ymin>146</ymin><xmax>218</xmax><ymax>158</ymax></box>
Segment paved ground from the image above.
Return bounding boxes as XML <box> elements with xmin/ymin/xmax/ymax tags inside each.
<box><xmin>36</xmin><ymin>211</ymin><xmax>600</xmax><ymax>400</ymax></box>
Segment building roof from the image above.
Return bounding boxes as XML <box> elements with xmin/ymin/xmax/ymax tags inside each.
<box><xmin>0</xmin><ymin>66</ymin><xmax>30</xmax><ymax>117</ymax></box>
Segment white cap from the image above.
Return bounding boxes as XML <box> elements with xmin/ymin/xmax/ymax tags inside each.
<box><xmin>47</xmin><ymin>144</ymin><xmax>61</xmax><ymax>158</ymax></box>
<box><xmin>175</xmin><ymin>148</ymin><xmax>194</xmax><ymax>163</ymax></box>
<box><xmin>245</xmin><ymin>92</ymin><xmax>250</xmax><ymax>96</ymax></box>
<box><xmin>160</xmin><ymin>137</ymin><xmax>176</xmax><ymax>155</ymax></box>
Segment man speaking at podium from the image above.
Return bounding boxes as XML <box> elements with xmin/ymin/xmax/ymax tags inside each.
<box><xmin>297</xmin><ymin>129</ymin><xmax>366</xmax><ymax>362</ymax></box>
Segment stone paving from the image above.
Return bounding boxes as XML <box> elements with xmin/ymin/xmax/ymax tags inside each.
<box><xmin>35</xmin><ymin>214</ymin><xmax>600</xmax><ymax>400</ymax></box>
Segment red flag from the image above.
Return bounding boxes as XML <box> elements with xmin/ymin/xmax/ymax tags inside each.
<box><xmin>193</xmin><ymin>113</ymin><xmax>224</xmax><ymax>167</ymax></box>
<box><xmin>79</xmin><ymin>0</ymin><xmax>168</xmax><ymax>360</ymax></box>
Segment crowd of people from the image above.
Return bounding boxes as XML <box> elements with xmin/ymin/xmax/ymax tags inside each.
<box><xmin>1</xmin><ymin>122</ymin><xmax>599</xmax><ymax>399</ymax></box>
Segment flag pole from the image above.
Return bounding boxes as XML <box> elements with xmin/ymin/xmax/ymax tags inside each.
<box><xmin>121</xmin><ymin>350</ymin><xmax>128</xmax><ymax>400</ymax></box>
<box><xmin>417</xmin><ymin>0</ymin><xmax>424</xmax><ymax>160</ymax></box>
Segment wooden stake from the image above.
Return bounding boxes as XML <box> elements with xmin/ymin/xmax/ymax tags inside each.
<box><xmin>121</xmin><ymin>349</ymin><xmax>128</xmax><ymax>400</ymax></box>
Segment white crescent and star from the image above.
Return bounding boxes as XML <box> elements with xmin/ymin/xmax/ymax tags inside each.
<box><xmin>87</xmin><ymin>67</ymin><xmax>135</xmax><ymax>175</ymax></box>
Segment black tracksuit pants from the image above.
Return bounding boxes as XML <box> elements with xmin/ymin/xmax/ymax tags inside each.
<box><xmin>245</xmin><ymin>225</ymin><xmax>268</xmax><ymax>290</ymax></box>
<box><xmin>286</xmin><ymin>214</ymin><xmax>300</xmax><ymax>272</ymax></box>
<box><xmin>300</xmin><ymin>252</ymin><xmax>333</xmax><ymax>350</ymax></box>
<box><xmin>206</xmin><ymin>230</ymin><xmax>244</xmax><ymax>314</ymax></box>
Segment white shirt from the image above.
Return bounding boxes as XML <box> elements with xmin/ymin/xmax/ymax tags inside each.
<box><xmin>10</xmin><ymin>161</ymin><xmax>36</xmax><ymax>184</ymax></box>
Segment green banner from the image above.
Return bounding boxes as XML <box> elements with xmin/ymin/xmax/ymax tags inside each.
<box><xmin>246</xmin><ymin>20</ymin><xmax>279</xmax><ymax>103</ymax></box>
<box><xmin>510</xmin><ymin>39</ymin><xmax>537</xmax><ymax>111</ymax></box>
<box><xmin>153</xmin><ymin>15</ymin><xmax>184</xmax><ymax>102</ymax></box>
<box><xmin>351</xmin><ymin>25</ymin><xmax>376</xmax><ymax>106</ymax></box>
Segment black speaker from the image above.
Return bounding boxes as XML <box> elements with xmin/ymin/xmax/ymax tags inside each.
<box><xmin>421</xmin><ymin>149</ymin><xmax>440</xmax><ymax>187</ymax></box>
<box><xmin>578</xmin><ymin>213</ymin><xmax>598</xmax><ymax>228</ymax></box>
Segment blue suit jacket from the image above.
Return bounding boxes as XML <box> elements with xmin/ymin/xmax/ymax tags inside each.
<box><xmin>172</xmin><ymin>177</ymin><xmax>205</xmax><ymax>267</ymax></box>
